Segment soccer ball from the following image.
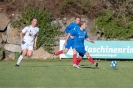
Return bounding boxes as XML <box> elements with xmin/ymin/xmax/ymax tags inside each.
<box><xmin>110</xmin><ymin>61</ymin><xmax>117</xmax><ymax>68</ymax></box>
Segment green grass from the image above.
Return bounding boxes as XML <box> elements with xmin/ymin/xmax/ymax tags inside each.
<box><xmin>0</xmin><ymin>59</ymin><xmax>133</xmax><ymax>88</ymax></box>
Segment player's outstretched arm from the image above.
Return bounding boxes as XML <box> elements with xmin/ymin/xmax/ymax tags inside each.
<box><xmin>86</xmin><ymin>38</ymin><xmax>94</xmax><ymax>43</ymax></box>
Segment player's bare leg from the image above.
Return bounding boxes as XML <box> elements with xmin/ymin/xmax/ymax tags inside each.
<box><xmin>27</xmin><ymin>50</ymin><xmax>33</xmax><ymax>57</ymax></box>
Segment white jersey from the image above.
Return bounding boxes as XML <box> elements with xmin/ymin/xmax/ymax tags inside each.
<box><xmin>22</xmin><ymin>25</ymin><xmax>39</xmax><ymax>43</ymax></box>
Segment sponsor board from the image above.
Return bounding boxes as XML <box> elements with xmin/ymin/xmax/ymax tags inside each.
<box><xmin>60</xmin><ymin>40</ymin><xmax>133</xmax><ymax>59</ymax></box>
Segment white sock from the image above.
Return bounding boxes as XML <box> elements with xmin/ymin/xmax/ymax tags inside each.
<box><xmin>16</xmin><ymin>55</ymin><xmax>23</xmax><ymax>65</ymax></box>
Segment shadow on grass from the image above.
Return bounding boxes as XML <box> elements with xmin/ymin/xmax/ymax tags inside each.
<box><xmin>80</xmin><ymin>65</ymin><xmax>99</xmax><ymax>69</ymax></box>
<box><xmin>81</xmin><ymin>66</ymin><xmax>99</xmax><ymax>69</ymax></box>
<box><xmin>55</xmin><ymin>64</ymin><xmax>100</xmax><ymax>69</ymax></box>
<box><xmin>55</xmin><ymin>65</ymin><xmax>73</xmax><ymax>67</ymax></box>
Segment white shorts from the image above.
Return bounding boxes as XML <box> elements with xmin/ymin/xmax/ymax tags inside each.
<box><xmin>21</xmin><ymin>41</ymin><xmax>34</xmax><ymax>51</ymax></box>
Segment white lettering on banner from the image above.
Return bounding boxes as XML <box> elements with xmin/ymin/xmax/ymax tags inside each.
<box><xmin>85</xmin><ymin>46</ymin><xmax>133</xmax><ymax>54</ymax></box>
<box><xmin>113</xmin><ymin>48</ymin><xmax>117</xmax><ymax>53</ymax></box>
<box><xmin>117</xmin><ymin>48</ymin><xmax>122</xmax><ymax>53</ymax></box>
<box><xmin>130</xmin><ymin>48</ymin><xmax>133</xmax><ymax>53</ymax></box>
<box><xmin>90</xmin><ymin>54</ymin><xmax>117</xmax><ymax>57</ymax></box>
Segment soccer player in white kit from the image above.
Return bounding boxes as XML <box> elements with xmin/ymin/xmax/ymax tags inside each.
<box><xmin>15</xmin><ymin>17</ymin><xmax>39</xmax><ymax>67</ymax></box>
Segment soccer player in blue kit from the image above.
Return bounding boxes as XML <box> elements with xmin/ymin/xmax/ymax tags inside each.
<box><xmin>65</xmin><ymin>21</ymin><xmax>98</xmax><ymax>68</ymax></box>
<box><xmin>52</xmin><ymin>17</ymin><xmax>80</xmax><ymax>66</ymax></box>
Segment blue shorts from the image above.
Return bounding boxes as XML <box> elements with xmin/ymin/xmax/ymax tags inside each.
<box><xmin>75</xmin><ymin>47</ymin><xmax>87</xmax><ymax>57</ymax></box>
<box><xmin>65</xmin><ymin>38</ymin><xmax>74</xmax><ymax>49</ymax></box>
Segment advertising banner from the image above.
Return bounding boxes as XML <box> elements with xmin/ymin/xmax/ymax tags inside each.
<box><xmin>60</xmin><ymin>40</ymin><xmax>133</xmax><ymax>59</ymax></box>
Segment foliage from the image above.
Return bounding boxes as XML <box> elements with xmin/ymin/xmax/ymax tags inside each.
<box><xmin>63</xmin><ymin>0</ymin><xmax>75</xmax><ymax>5</ymax></box>
<box><xmin>4</xmin><ymin>0</ymin><xmax>133</xmax><ymax>41</ymax></box>
<box><xmin>61</xmin><ymin>0</ymin><xmax>104</xmax><ymax>18</ymax></box>
<box><xmin>62</xmin><ymin>0</ymin><xmax>133</xmax><ymax>40</ymax></box>
<box><xmin>95</xmin><ymin>0</ymin><xmax>133</xmax><ymax>40</ymax></box>
<box><xmin>12</xmin><ymin>6</ymin><xmax>64</xmax><ymax>53</ymax></box>
<box><xmin>14</xmin><ymin>52</ymin><xmax>20</xmax><ymax>60</ymax></box>
<box><xmin>80</xmin><ymin>0</ymin><xmax>91</xmax><ymax>12</ymax></box>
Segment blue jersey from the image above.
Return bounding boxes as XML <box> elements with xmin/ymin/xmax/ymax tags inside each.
<box><xmin>65</xmin><ymin>22</ymin><xmax>79</xmax><ymax>34</ymax></box>
<box><xmin>69</xmin><ymin>28</ymin><xmax>89</xmax><ymax>48</ymax></box>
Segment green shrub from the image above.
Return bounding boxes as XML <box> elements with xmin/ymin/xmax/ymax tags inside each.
<box><xmin>95</xmin><ymin>11</ymin><xmax>133</xmax><ymax>40</ymax></box>
<box><xmin>12</xmin><ymin>6</ymin><xmax>64</xmax><ymax>53</ymax></box>
<box><xmin>63</xmin><ymin>0</ymin><xmax>75</xmax><ymax>5</ymax></box>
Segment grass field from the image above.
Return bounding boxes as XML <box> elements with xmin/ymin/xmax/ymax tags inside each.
<box><xmin>0</xmin><ymin>59</ymin><xmax>133</xmax><ymax>88</ymax></box>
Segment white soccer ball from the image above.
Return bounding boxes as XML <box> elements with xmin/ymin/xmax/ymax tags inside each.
<box><xmin>110</xmin><ymin>61</ymin><xmax>117</xmax><ymax>68</ymax></box>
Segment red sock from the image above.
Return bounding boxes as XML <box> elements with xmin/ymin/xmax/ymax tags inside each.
<box><xmin>55</xmin><ymin>50</ymin><xmax>63</xmax><ymax>56</ymax></box>
<box><xmin>77</xmin><ymin>57</ymin><xmax>82</xmax><ymax>65</ymax></box>
<box><xmin>73</xmin><ymin>54</ymin><xmax>77</xmax><ymax>64</ymax></box>
<box><xmin>88</xmin><ymin>57</ymin><xmax>94</xmax><ymax>64</ymax></box>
